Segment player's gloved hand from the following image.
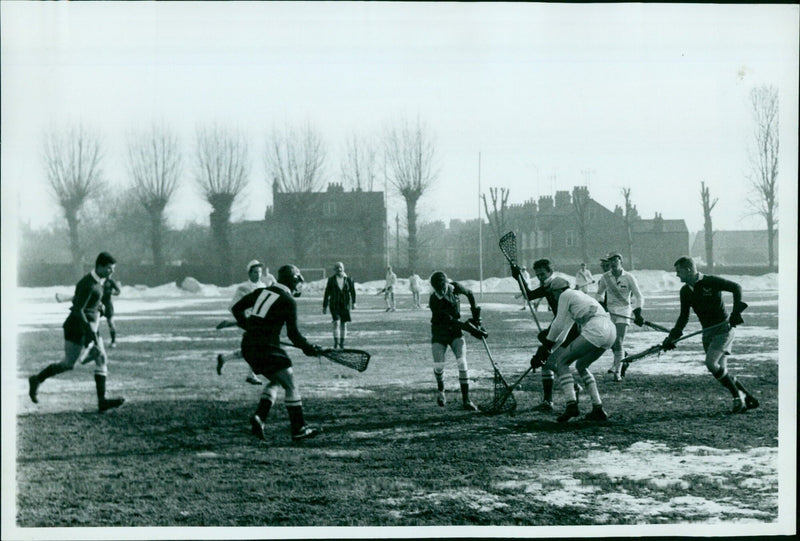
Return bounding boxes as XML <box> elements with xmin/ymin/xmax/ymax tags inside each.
<box><xmin>471</xmin><ymin>306</ymin><xmax>482</xmax><ymax>325</ymax></box>
<box><xmin>633</xmin><ymin>307</ymin><xmax>645</xmax><ymax>327</ymax></box>
<box><xmin>661</xmin><ymin>329</ymin><xmax>681</xmax><ymax>351</ymax></box>
<box><xmin>461</xmin><ymin>319</ymin><xmax>488</xmax><ymax>339</ymax></box>
<box><xmin>530</xmin><ymin>345</ymin><xmax>550</xmax><ymax>369</ymax></box>
<box><xmin>729</xmin><ymin>312</ymin><xmax>744</xmax><ymax>327</ymax></box>
<box><xmin>510</xmin><ymin>264</ymin><xmax>521</xmax><ymax>281</ymax></box>
<box><xmin>303</xmin><ymin>344</ymin><xmax>324</xmax><ymax>357</ymax></box>
<box><xmin>537</xmin><ymin>328</ymin><xmax>550</xmax><ymax>345</ymax></box>
<box><xmin>322</xmin><ymin>307</ymin><xmax>327</xmax><ymax>315</ymax></box>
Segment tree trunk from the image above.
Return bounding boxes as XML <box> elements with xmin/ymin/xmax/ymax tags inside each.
<box><xmin>65</xmin><ymin>208</ymin><xmax>82</xmax><ymax>279</ymax></box>
<box><xmin>406</xmin><ymin>196</ymin><xmax>419</xmax><ymax>271</ymax></box>
<box><xmin>209</xmin><ymin>197</ymin><xmax>234</xmax><ymax>284</ymax></box>
<box><xmin>704</xmin><ymin>223</ymin><xmax>714</xmax><ymax>271</ymax></box>
<box><xmin>766</xmin><ymin>216</ymin><xmax>775</xmax><ymax>271</ymax></box>
<box><xmin>149</xmin><ymin>210</ymin><xmax>165</xmax><ymax>284</ymax></box>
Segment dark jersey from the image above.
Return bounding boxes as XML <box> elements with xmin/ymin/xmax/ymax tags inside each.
<box><xmin>63</xmin><ymin>273</ymin><xmax>104</xmax><ymax>344</ymax></box>
<box><xmin>429</xmin><ymin>281</ymin><xmax>473</xmax><ymax>344</ymax></box>
<box><xmin>323</xmin><ymin>275</ymin><xmax>356</xmax><ymax>312</ymax></box>
<box><xmin>231</xmin><ymin>283</ymin><xmax>313</xmax><ymax>359</ymax></box>
<box><xmin>102</xmin><ymin>277</ymin><xmax>120</xmax><ymax>306</ymax></box>
<box><xmin>526</xmin><ymin>284</ymin><xmax>558</xmax><ymax>313</ymax></box>
<box><xmin>675</xmin><ymin>274</ymin><xmax>742</xmax><ymax>332</ymax></box>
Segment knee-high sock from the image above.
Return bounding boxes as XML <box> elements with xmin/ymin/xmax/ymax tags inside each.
<box><xmin>94</xmin><ymin>374</ymin><xmax>107</xmax><ymax>402</ymax></box>
<box><xmin>433</xmin><ymin>361</ymin><xmax>445</xmax><ymax>391</ymax></box>
<box><xmin>286</xmin><ymin>405</ymin><xmax>306</xmax><ymax>432</ymax></box>
<box><xmin>581</xmin><ymin>371</ymin><xmax>602</xmax><ymax>406</ymax></box>
<box><xmin>558</xmin><ymin>373</ymin><xmax>577</xmax><ymax>403</ymax></box>
<box><xmin>712</xmin><ymin>367</ymin><xmax>740</xmax><ymax>397</ymax></box>
<box><xmin>541</xmin><ymin>369</ymin><xmax>555</xmax><ymax>402</ymax></box>
<box><xmin>35</xmin><ymin>363</ymin><xmax>69</xmax><ymax>383</ymax></box>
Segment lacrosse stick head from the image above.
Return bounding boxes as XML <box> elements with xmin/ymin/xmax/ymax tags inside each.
<box><xmin>323</xmin><ymin>348</ymin><xmax>371</xmax><ymax>372</ymax></box>
<box><xmin>498</xmin><ymin>231</ymin><xmax>518</xmax><ymax>265</ymax></box>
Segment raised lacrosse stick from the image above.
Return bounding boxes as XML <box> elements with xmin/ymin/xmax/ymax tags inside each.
<box><xmin>499</xmin><ymin>231</ymin><xmax>542</xmax><ymax>332</ymax></box>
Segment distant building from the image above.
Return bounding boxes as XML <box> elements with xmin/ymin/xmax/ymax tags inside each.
<box><xmin>231</xmin><ymin>182</ymin><xmax>387</xmax><ymax>280</ymax></box>
<box><xmin>690</xmin><ymin>230</ymin><xmax>780</xmax><ymax>267</ymax></box>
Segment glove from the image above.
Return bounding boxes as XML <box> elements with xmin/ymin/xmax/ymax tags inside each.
<box><xmin>303</xmin><ymin>343</ymin><xmax>324</xmax><ymax>357</ymax></box>
<box><xmin>470</xmin><ymin>306</ymin><xmax>482</xmax><ymax>325</ymax></box>
<box><xmin>530</xmin><ymin>345</ymin><xmax>550</xmax><ymax>370</ymax></box>
<box><xmin>661</xmin><ymin>329</ymin><xmax>682</xmax><ymax>351</ymax></box>
<box><xmin>460</xmin><ymin>318</ymin><xmax>488</xmax><ymax>339</ymax></box>
<box><xmin>729</xmin><ymin>311</ymin><xmax>744</xmax><ymax>327</ymax></box>
<box><xmin>633</xmin><ymin>307</ymin><xmax>645</xmax><ymax>327</ymax></box>
<box><xmin>537</xmin><ymin>328</ymin><xmax>555</xmax><ymax>345</ymax></box>
<box><xmin>510</xmin><ymin>264</ymin><xmax>521</xmax><ymax>281</ymax></box>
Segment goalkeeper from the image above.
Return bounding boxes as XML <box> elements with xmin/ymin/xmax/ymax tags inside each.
<box><xmin>428</xmin><ymin>271</ymin><xmax>484</xmax><ymax>411</ymax></box>
<box><xmin>231</xmin><ymin>264</ymin><xmax>323</xmax><ymax>441</ymax></box>
<box><xmin>661</xmin><ymin>256</ymin><xmax>757</xmax><ymax>414</ymax></box>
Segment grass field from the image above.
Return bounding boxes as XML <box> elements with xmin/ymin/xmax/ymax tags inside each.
<box><xmin>10</xmin><ymin>286</ymin><xmax>786</xmax><ymax>533</ymax></box>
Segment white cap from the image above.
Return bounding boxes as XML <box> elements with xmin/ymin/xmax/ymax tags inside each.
<box><xmin>247</xmin><ymin>260</ymin><xmax>263</xmax><ymax>272</ymax></box>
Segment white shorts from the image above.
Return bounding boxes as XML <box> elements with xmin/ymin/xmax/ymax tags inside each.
<box><xmin>581</xmin><ymin>314</ymin><xmax>617</xmax><ymax>349</ymax></box>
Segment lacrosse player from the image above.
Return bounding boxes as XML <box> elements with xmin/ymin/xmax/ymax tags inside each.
<box><xmin>596</xmin><ymin>252</ymin><xmax>645</xmax><ymax>381</ymax></box>
<box><xmin>56</xmin><ymin>275</ymin><xmax>121</xmax><ymax>347</ymax></box>
<box><xmin>28</xmin><ymin>252</ymin><xmax>125</xmax><ymax>412</ymax></box>
<box><xmin>661</xmin><ymin>256</ymin><xmax>758</xmax><ymax>414</ymax></box>
<box><xmin>232</xmin><ymin>264</ymin><xmax>323</xmax><ymax>441</ymax></box>
<box><xmin>428</xmin><ymin>271</ymin><xmax>483</xmax><ymax>411</ymax></box>
<box><xmin>531</xmin><ymin>278</ymin><xmax>616</xmax><ymax>422</ymax></box>
<box><xmin>408</xmin><ymin>271</ymin><xmax>423</xmax><ymax>309</ymax></box>
<box><xmin>215</xmin><ymin>260</ymin><xmax>267</xmax><ymax>385</ymax></box>
<box><xmin>574</xmin><ymin>263</ymin><xmax>595</xmax><ymax>293</ymax></box>
<box><xmin>512</xmin><ymin>258</ymin><xmax>582</xmax><ymax>412</ymax></box>
<box><xmin>384</xmin><ymin>266</ymin><xmax>397</xmax><ymax>311</ymax></box>
<box><xmin>323</xmin><ymin>262</ymin><xmax>356</xmax><ymax>349</ymax></box>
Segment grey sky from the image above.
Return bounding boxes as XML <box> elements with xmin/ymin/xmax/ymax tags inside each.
<box><xmin>2</xmin><ymin>2</ymin><xmax>798</xmax><ymax>233</ymax></box>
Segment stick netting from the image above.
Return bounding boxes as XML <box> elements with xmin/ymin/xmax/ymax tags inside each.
<box><xmin>498</xmin><ymin>231</ymin><xmax>518</xmax><ymax>265</ymax></box>
<box><xmin>323</xmin><ymin>348</ymin><xmax>371</xmax><ymax>372</ymax></box>
<box><xmin>479</xmin><ymin>367</ymin><xmax>517</xmax><ymax>414</ymax></box>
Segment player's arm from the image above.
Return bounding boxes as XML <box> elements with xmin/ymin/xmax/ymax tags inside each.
<box><xmin>71</xmin><ymin>281</ymin><xmax>95</xmax><ymax>338</ymax></box>
<box><xmin>231</xmin><ymin>290</ymin><xmax>257</xmax><ymax>329</ymax></box>
<box><xmin>284</xmin><ymin>300</ymin><xmax>319</xmax><ymax>355</ymax></box>
<box><xmin>707</xmin><ymin>275</ymin><xmax>747</xmax><ymax>325</ymax></box>
<box><xmin>546</xmin><ymin>294</ymin><xmax>570</xmax><ymax>344</ymax></box>
<box><xmin>350</xmin><ymin>277</ymin><xmax>356</xmax><ymax>306</ymax></box>
<box><xmin>662</xmin><ymin>287</ymin><xmax>691</xmax><ymax>350</ymax></box>
<box><xmin>322</xmin><ymin>279</ymin><xmax>330</xmax><ymax>311</ymax></box>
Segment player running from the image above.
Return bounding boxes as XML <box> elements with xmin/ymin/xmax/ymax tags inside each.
<box><xmin>29</xmin><ymin>252</ymin><xmax>125</xmax><ymax>412</ymax></box>
<box><xmin>428</xmin><ymin>271</ymin><xmax>482</xmax><ymax>411</ymax></box>
<box><xmin>216</xmin><ymin>260</ymin><xmax>269</xmax><ymax>385</ymax></box>
<box><xmin>530</xmin><ymin>278</ymin><xmax>616</xmax><ymax>423</ymax></box>
<box><xmin>596</xmin><ymin>252</ymin><xmax>645</xmax><ymax>381</ymax></box>
<box><xmin>661</xmin><ymin>256</ymin><xmax>758</xmax><ymax>414</ymax></box>
<box><xmin>232</xmin><ymin>264</ymin><xmax>323</xmax><ymax>441</ymax></box>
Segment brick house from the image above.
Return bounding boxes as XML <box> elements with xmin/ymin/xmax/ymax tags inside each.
<box><xmin>690</xmin><ymin>230</ymin><xmax>780</xmax><ymax>267</ymax></box>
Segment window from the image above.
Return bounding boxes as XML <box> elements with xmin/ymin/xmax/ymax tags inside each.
<box><xmin>565</xmin><ymin>230</ymin><xmax>575</xmax><ymax>247</ymax></box>
<box><xmin>323</xmin><ymin>201</ymin><xmax>337</xmax><ymax>217</ymax></box>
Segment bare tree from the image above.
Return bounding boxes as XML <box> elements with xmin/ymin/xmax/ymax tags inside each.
<box><xmin>127</xmin><ymin>125</ymin><xmax>182</xmax><ymax>282</ymax></box>
<box><xmin>700</xmin><ymin>181</ymin><xmax>718</xmax><ymax>271</ymax></box>
<box><xmin>195</xmin><ymin>124</ymin><xmax>249</xmax><ymax>284</ymax></box>
<box><xmin>621</xmin><ymin>187</ymin><xmax>636</xmax><ymax>269</ymax></box>
<box><xmin>384</xmin><ymin>118</ymin><xmax>438</xmax><ymax>271</ymax></box>
<box><xmin>482</xmin><ymin>187</ymin><xmax>510</xmax><ymax>242</ymax></box>
<box><xmin>340</xmin><ymin>134</ymin><xmax>380</xmax><ymax>264</ymax></box>
<box><xmin>572</xmin><ymin>186</ymin><xmax>590</xmax><ymax>264</ymax></box>
<box><xmin>264</xmin><ymin>124</ymin><xmax>327</xmax><ymax>265</ymax></box>
<box><xmin>747</xmin><ymin>85</ymin><xmax>779</xmax><ymax>270</ymax></box>
<box><xmin>43</xmin><ymin>125</ymin><xmax>105</xmax><ymax>277</ymax></box>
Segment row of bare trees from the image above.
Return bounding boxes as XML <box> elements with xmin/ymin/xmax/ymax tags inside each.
<box><xmin>42</xmin><ymin>118</ymin><xmax>439</xmax><ymax>282</ymax></box>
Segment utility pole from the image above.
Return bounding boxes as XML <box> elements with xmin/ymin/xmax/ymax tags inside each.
<box><xmin>395</xmin><ymin>213</ymin><xmax>400</xmax><ymax>268</ymax></box>
<box><xmin>478</xmin><ymin>152</ymin><xmax>483</xmax><ymax>300</ymax></box>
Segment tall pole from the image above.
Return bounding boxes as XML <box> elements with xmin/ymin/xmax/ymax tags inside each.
<box><xmin>384</xmin><ymin>157</ymin><xmax>389</xmax><ymax>267</ymax></box>
<box><xmin>478</xmin><ymin>152</ymin><xmax>483</xmax><ymax>300</ymax></box>
<box><xmin>395</xmin><ymin>213</ymin><xmax>400</xmax><ymax>268</ymax></box>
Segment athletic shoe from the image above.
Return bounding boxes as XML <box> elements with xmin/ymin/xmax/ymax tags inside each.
<box><xmin>109</xmin><ymin>342</ymin><xmax>117</xmax><ymax>349</ymax></box>
<box><xmin>246</xmin><ymin>375</ymin><xmax>263</xmax><ymax>385</ymax></box>
<box><xmin>584</xmin><ymin>405</ymin><xmax>609</xmax><ymax>421</ymax></box>
<box><xmin>28</xmin><ymin>376</ymin><xmax>39</xmax><ymax>404</ymax></box>
<box><xmin>216</xmin><ymin>354</ymin><xmax>225</xmax><ymax>375</ymax></box>
<box><xmin>732</xmin><ymin>393</ymin><xmax>748</xmax><ymax>413</ymax></box>
<box><xmin>613</xmin><ymin>373</ymin><xmax>623</xmax><ymax>382</ymax></box>
<box><xmin>462</xmin><ymin>401</ymin><xmax>479</xmax><ymax>411</ymax></box>
<box><xmin>436</xmin><ymin>391</ymin><xmax>446</xmax><ymax>407</ymax></box>
<box><xmin>606</xmin><ymin>368</ymin><xmax>614</xmax><ymax>374</ymax></box>
<box><xmin>532</xmin><ymin>400</ymin><xmax>554</xmax><ymax>412</ymax></box>
<box><xmin>251</xmin><ymin>414</ymin><xmax>267</xmax><ymax>440</ymax></box>
<box><xmin>556</xmin><ymin>402</ymin><xmax>580</xmax><ymax>423</ymax></box>
<box><xmin>385</xmin><ymin>308</ymin><xmax>392</xmax><ymax>312</ymax></box>
<box><xmin>292</xmin><ymin>425</ymin><xmax>320</xmax><ymax>441</ymax></box>
<box><xmin>99</xmin><ymin>397</ymin><xmax>125</xmax><ymax>413</ymax></box>
<box><xmin>745</xmin><ymin>394</ymin><xmax>760</xmax><ymax>410</ymax></box>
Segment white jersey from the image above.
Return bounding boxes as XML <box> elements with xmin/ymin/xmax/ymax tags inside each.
<box><xmin>596</xmin><ymin>269</ymin><xmax>643</xmax><ymax>320</ymax></box>
<box><xmin>548</xmin><ymin>289</ymin><xmax>616</xmax><ymax>349</ymax></box>
<box><xmin>231</xmin><ymin>279</ymin><xmax>266</xmax><ymax>308</ymax></box>
<box><xmin>385</xmin><ymin>271</ymin><xmax>397</xmax><ymax>290</ymax></box>
<box><xmin>409</xmin><ymin>274</ymin><xmax>422</xmax><ymax>292</ymax></box>
<box><xmin>575</xmin><ymin>268</ymin><xmax>594</xmax><ymax>288</ymax></box>
<box><xmin>263</xmin><ymin>272</ymin><xmax>276</xmax><ymax>287</ymax></box>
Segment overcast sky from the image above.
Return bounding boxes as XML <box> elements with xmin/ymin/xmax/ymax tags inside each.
<box><xmin>1</xmin><ymin>2</ymin><xmax>798</xmax><ymax>235</ymax></box>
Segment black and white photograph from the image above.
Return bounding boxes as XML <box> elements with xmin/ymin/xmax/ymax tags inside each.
<box><xmin>1</xmin><ymin>2</ymin><xmax>797</xmax><ymax>540</ymax></box>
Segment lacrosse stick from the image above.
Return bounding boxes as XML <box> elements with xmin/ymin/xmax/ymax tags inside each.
<box><xmin>280</xmin><ymin>341</ymin><xmax>370</xmax><ymax>372</ymax></box>
<box><xmin>499</xmin><ymin>231</ymin><xmax>542</xmax><ymax>332</ymax></box>
<box><xmin>621</xmin><ymin>320</ymin><xmax>731</xmax><ymax>364</ymax></box>
<box><xmin>477</xmin><ymin>338</ymin><xmax>517</xmax><ymax>414</ymax></box>
<box><xmin>215</xmin><ymin>320</ymin><xmax>239</xmax><ymax>330</ymax></box>
<box><xmin>607</xmin><ymin>312</ymin><xmax>671</xmax><ymax>333</ymax></box>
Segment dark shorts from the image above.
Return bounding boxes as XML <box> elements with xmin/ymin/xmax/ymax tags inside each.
<box><xmin>102</xmin><ymin>301</ymin><xmax>114</xmax><ymax>319</ymax></box>
<box><xmin>330</xmin><ymin>307</ymin><xmax>352</xmax><ymax>323</ymax></box>
<box><xmin>431</xmin><ymin>324</ymin><xmax>463</xmax><ymax>346</ymax></box>
<box><xmin>241</xmin><ymin>340</ymin><xmax>292</xmax><ymax>377</ymax></box>
<box><xmin>63</xmin><ymin>314</ymin><xmax>95</xmax><ymax>346</ymax></box>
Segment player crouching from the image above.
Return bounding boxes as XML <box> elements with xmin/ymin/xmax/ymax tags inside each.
<box><xmin>231</xmin><ymin>264</ymin><xmax>323</xmax><ymax>441</ymax></box>
<box><xmin>530</xmin><ymin>278</ymin><xmax>616</xmax><ymax>423</ymax></box>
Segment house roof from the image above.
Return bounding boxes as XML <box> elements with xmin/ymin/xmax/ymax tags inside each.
<box><xmin>691</xmin><ymin>230</ymin><xmax>780</xmax><ymax>254</ymax></box>
<box><xmin>633</xmin><ymin>219</ymin><xmax>688</xmax><ymax>233</ymax></box>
